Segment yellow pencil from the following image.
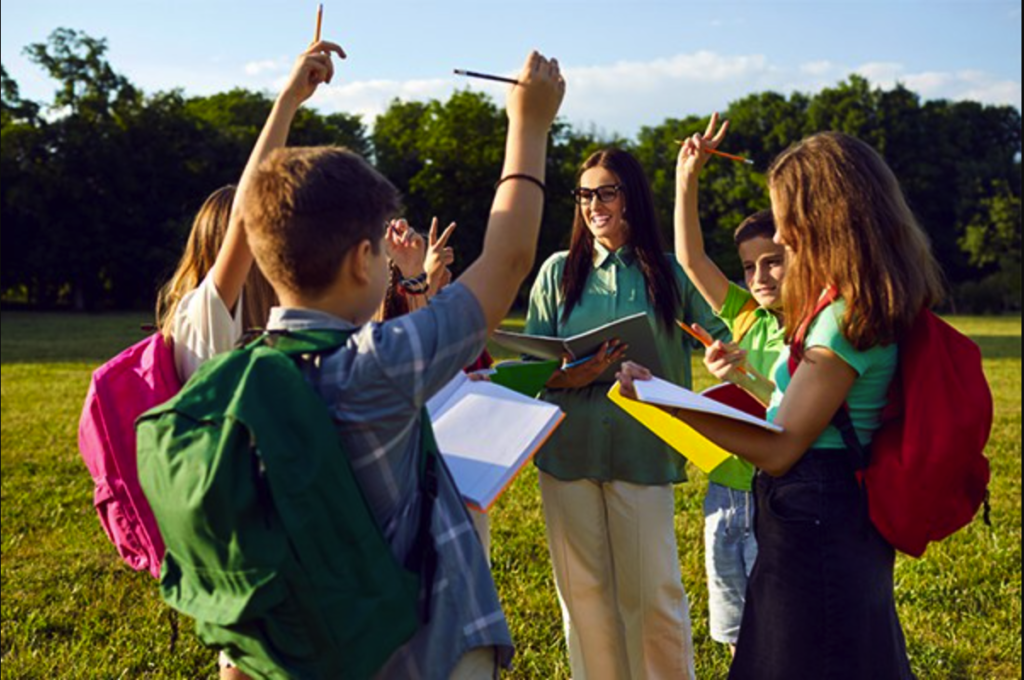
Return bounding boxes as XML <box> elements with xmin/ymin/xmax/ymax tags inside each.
<box><xmin>314</xmin><ymin>3</ymin><xmax>324</xmax><ymax>43</ymax></box>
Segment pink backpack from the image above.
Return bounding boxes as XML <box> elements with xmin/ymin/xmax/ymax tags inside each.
<box><xmin>78</xmin><ymin>332</ymin><xmax>182</xmax><ymax>578</ymax></box>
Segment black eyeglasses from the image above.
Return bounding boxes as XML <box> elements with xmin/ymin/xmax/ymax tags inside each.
<box><xmin>572</xmin><ymin>184</ymin><xmax>624</xmax><ymax>205</ymax></box>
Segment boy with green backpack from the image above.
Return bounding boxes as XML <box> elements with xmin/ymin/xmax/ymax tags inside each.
<box><xmin>138</xmin><ymin>46</ymin><xmax>566</xmax><ymax>680</ymax></box>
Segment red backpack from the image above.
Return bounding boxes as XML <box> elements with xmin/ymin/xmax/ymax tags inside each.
<box><xmin>78</xmin><ymin>332</ymin><xmax>181</xmax><ymax>577</ymax></box>
<box><xmin>790</xmin><ymin>289</ymin><xmax>993</xmax><ymax>557</ymax></box>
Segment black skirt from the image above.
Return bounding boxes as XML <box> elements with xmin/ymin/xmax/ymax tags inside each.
<box><xmin>729</xmin><ymin>449</ymin><xmax>914</xmax><ymax>680</ymax></box>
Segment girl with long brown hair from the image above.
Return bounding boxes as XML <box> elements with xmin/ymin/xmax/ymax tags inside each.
<box><xmin>525</xmin><ymin>148</ymin><xmax>726</xmax><ymax>679</ymax></box>
<box><xmin>619</xmin><ymin>132</ymin><xmax>943</xmax><ymax>679</ymax></box>
<box><xmin>152</xmin><ymin>39</ymin><xmax>340</xmax><ymax>680</ymax></box>
<box><xmin>156</xmin><ymin>185</ymin><xmax>276</xmax><ymax>381</ymax></box>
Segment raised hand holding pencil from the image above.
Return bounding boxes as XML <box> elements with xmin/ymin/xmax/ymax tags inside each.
<box><xmin>282</xmin><ymin>40</ymin><xmax>346</xmax><ymax>106</ymax></box>
<box><xmin>677</xmin><ymin>112</ymin><xmax>735</xmax><ymax>179</ymax></box>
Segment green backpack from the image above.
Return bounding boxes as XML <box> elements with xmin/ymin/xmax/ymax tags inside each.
<box><xmin>137</xmin><ymin>329</ymin><xmax>440</xmax><ymax>680</ymax></box>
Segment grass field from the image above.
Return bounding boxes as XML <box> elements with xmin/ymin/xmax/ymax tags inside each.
<box><xmin>1</xmin><ymin>312</ymin><xmax>1020</xmax><ymax>679</ymax></box>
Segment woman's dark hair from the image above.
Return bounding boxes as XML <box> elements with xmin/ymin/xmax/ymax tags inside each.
<box><xmin>561</xmin><ymin>148</ymin><xmax>681</xmax><ymax>331</ymax></box>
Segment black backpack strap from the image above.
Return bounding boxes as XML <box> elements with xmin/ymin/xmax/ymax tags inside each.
<box><xmin>831</xmin><ymin>406</ymin><xmax>873</xmax><ymax>536</ymax></box>
<box><xmin>406</xmin><ymin>411</ymin><xmax>441</xmax><ymax>624</ymax></box>
<box><xmin>832</xmin><ymin>406</ymin><xmax>869</xmax><ymax>471</ymax></box>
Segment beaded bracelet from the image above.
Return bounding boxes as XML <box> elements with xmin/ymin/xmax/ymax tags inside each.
<box><xmin>399</xmin><ymin>272</ymin><xmax>430</xmax><ymax>296</ymax></box>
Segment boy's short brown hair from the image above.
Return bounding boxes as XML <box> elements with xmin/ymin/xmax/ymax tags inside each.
<box><xmin>244</xmin><ymin>146</ymin><xmax>401</xmax><ymax>297</ymax></box>
<box><xmin>733</xmin><ymin>209</ymin><xmax>776</xmax><ymax>246</ymax></box>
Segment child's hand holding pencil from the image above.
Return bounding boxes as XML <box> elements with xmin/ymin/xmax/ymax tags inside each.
<box><xmin>280</xmin><ymin>5</ymin><xmax>345</xmax><ymax>107</ymax></box>
<box><xmin>676</xmin><ymin>112</ymin><xmax>746</xmax><ymax>189</ymax></box>
<box><xmin>282</xmin><ymin>40</ymin><xmax>347</xmax><ymax>106</ymax></box>
<box><xmin>677</xmin><ymin>320</ymin><xmax>761</xmax><ymax>383</ymax></box>
<box><xmin>703</xmin><ymin>338</ymin><xmax>753</xmax><ymax>383</ymax></box>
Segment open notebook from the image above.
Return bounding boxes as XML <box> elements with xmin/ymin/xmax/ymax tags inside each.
<box><xmin>608</xmin><ymin>377</ymin><xmax>781</xmax><ymax>473</ymax></box>
<box><xmin>427</xmin><ymin>373</ymin><xmax>565</xmax><ymax>512</ymax></box>
<box><xmin>491</xmin><ymin>312</ymin><xmax>663</xmax><ymax>383</ymax></box>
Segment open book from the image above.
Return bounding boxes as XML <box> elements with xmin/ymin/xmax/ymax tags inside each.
<box><xmin>491</xmin><ymin>312</ymin><xmax>663</xmax><ymax>383</ymax></box>
<box><xmin>427</xmin><ymin>373</ymin><xmax>565</xmax><ymax>512</ymax></box>
<box><xmin>608</xmin><ymin>377</ymin><xmax>781</xmax><ymax>473</ymax></box>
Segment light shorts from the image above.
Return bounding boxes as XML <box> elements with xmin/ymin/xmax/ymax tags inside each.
<box><xmin>704</xmin><ymin>480</ymin><xmax>758</xmax><ymax>645</ymax></box>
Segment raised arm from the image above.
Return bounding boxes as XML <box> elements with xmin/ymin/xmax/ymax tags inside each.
<box><xmin>675</xmin><ymin>113</ymin><xmax>732</xmax><ymax>313</ymax></box>
<box><xmin>211</xmin><ymin>40</ymin><xmax>346</xmax><ymax>310</ymax></box>
<box><xmin>457</xmin><ymin>52</ymin><xmax>565</xmax><ymax>334</ymax></box>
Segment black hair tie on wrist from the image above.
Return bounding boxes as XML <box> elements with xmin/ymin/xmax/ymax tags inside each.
<box><xmin>494</xmin><ymin>174</ymin><xmax>546</xmax><ymax>194</ymax></box>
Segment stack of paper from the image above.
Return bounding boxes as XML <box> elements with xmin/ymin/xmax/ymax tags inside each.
<box><xmin>427</xmin><ymin>374</ymin><xmax>565</xmax><ymax>512</ymax></box>
<box><xmin>608</xmin><ymin>377</ymin><xmax>782</xmax><ymax>473</ymax></box>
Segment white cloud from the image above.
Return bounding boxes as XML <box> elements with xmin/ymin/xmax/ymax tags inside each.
<box><xmin>566</xmin><ymin>52</ymin><xmax>772</xmax><ymax>90</ymax></box>
<box><xmin>299</xmin><ymin>77</ymin><xmax>454</xmax><ymax>121</ymax></box>
<box><xmin>853</xmin><ymin>62</ymin><xmax>907</xmax><ymax>84</ymax></box>
<box><xmin>852</xmin><ymin>64</ymin><xmax>1021</xmax><ymax>108</ymax></box>
<box><xmin>244</xmin><ymin>58</ymin><xmax>287</xmax><ymax>77</ymax></box>
<box><xmin>238</xmin><ymin>51</ymin><xmax>1020</xmax><ymax>136</ymax></box>
<box><xmin>800</xmin><ymin>60</ymin><xmax>836</xmax><ymax>76</ymax></box>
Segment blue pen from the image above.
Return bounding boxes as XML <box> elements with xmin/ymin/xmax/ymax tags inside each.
<box><xmin>563</xmin><ymin>344</ymin><xmax>616</xmax><ymax>370</ymax></box>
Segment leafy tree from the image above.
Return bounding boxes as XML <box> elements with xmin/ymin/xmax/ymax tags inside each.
<box><xmin>2</xmin><ymin>64</ymin><xmax>40</xmax><ymax>124</ymax></box>
<box><xmin>2</xmin><ymin>29</ymin><xmax>1021</xmax><ymax>313</ymax></box>
<box><xmin>372</xmin><ymin>98</ymin><xmax>431</xmax><ymax>214</ymax></box>
<box><xmin>23</xmin><ymin>28</ymin><xmax>137</xmax><ymax>121</ymax></box>
<box><xmin>960</xmin><ymin>181</ymin><xmax>1022</xmax><ymax>270</ymax></box>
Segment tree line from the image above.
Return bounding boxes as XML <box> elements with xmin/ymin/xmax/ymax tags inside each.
<box><xmin>2</xmin><ymin>29</ymin><xmax>1020</xmax><ymax>313</ymax></box>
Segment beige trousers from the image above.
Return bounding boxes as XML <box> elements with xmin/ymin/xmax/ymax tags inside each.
<box><xmin>539</xmin><ymin>472</ymin><xmax>696</xmax><ymax>680</ymax></box>
<box><xmin>450</xmin><ymin>646</ymin><xmax>498</xmax><ymax>680</ymax></box>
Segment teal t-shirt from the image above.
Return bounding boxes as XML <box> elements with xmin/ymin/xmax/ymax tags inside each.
<box><xmin>766</xmin><ymin>299</ymin><xmax>897</xmax><ymax>450</ymax></box>
<box><xmin>708</xmin><ymin>283</ymin><xmax>786</xmax><ymax>491</ymax></box>
<box><xmin>525</xmin><ymin>244</ymin><xmax>728</xmax><ymax>485</ymax></box>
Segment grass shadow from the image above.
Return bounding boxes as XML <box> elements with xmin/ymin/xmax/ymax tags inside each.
<box><xmin>1</xmin><ymin>312</ymin><xmax>153</xmax><ymax>366</ymax></box>
<box><xmin>969</xmin><ymin>336</ymin><xmax>1022</xmax><ymax>360</ymax></box>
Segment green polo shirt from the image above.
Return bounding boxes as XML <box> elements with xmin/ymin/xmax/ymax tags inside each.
<box><xmin>767</xmin><ymin>299</ymin><xmax>897</xmax><ymax>450</ymax></box>
<box><xmin>707</xmin><ymin>284</ymin><xmax>786</xmax><ymax>491</ymax></box>
<box><xmin>525</xmin><ymin>244</ymin><xmax>728</xmax><ymax>485</ymax></box>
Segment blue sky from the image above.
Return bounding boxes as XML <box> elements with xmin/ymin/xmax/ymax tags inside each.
<box><xmin>2</xmin><ymin>0</ymin><xmax>1021</xmax><ymax>137</ymax></box>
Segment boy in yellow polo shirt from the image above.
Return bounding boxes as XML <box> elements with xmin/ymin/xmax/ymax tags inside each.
<box><xmin>674</xmin><ymin>115</ymin><xmax>787</xmax><ymax>655</ymax></box>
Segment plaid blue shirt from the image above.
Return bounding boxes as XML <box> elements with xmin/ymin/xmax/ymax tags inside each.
<box><xmin>267</xmin><ymin>283</ymin><xmax>512</xmax><ymax>679</ymax></box>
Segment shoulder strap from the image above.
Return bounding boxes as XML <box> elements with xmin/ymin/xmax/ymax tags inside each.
<box><xmin>785</xmin><ymin>286</ymin><xmax>866</xmax><ymax>470</ymax></box>
<box><xmin>787</xmin><ymin>285</ymin><xmax>840</xmax><ymax>375</ymax></box>
<box><xmin>407</xmin><ymin>410</ymin><xmax>441</xmax><ymax>623</ymax></box>
<box><xmin>262</xmin><ymin>327</ymin><xmax>441</xmax><ymax>624</ymax></box>
<box><xmin>260</xmin><ymin>328</ymin><xmax>354</xmax><ymax>356</ymax></box>
<box><xmin>730</xmin><ymin>297</ymin><xmax>763</xmax><ymax>345</ymax></box>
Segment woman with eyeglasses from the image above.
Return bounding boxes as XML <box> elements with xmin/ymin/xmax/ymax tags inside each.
<box><xmin>524</xmin><ymin>148</ymin><xmax>726</xmax><ymax>680</ymax></box>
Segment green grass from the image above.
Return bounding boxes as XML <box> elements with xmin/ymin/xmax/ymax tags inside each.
<box><xmin>2</xmin><ymin>312</ymin><xmax>1021</xmax><ymax>679</ymax></box>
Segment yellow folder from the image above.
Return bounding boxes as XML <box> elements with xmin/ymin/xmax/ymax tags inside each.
<box><xmin>607</xmin><ymin>382</ymin><xmax>731</xmax><ymax>474</ymax></box>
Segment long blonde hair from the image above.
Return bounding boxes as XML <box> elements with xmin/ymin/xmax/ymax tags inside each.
<box><xmin>768</xmin><ymin>132</ymin><xmax>945</xmax><ymax>352</ymax></box>
<box><xmin>156</xmin><ymin>186</ymin><xmax>277</xmax><ymax>339</ymax></box>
